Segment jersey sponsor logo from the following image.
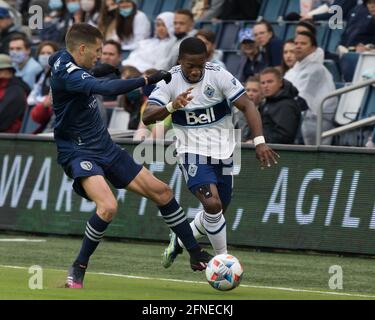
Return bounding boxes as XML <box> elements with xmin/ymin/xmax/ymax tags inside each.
<box><xmin>188</xmin><ymin>164</ymin><xmax>198</xmax><ymax>177</ymax></box>
<box><xmin>204</xmin><ymin>84</ymin><xmax>215</xmax><ymax>98</ymax></box>
<box><xmin>54</xmin><ymin>58</ymin><xmax>61</xmax><ymax>70</ymax></box>
<box><xmin>186</xmin><ymin>107</ymin><xmax>216</xmax><ymax>125</ymax></box>
<box><xmin>80</xmin><ymin>161</ymin><xmax>93</xmax><ymax>171</ymax></box>
<box><xmin>81</xmin><ymin>72</ymin><xmax>91</xmax><ymax>80</ymax></box>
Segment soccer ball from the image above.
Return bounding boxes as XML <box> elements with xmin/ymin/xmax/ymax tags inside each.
<box><xmin>205</xmin><ymin>254</ymin><xmax>243</xmax><ymax>291</ymax></box>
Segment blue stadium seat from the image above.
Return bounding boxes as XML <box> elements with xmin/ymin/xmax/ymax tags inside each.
<box><xmin>325</xmin><ymin>27</ymin><xmax>344</xmax><ymax>53</ymax></box>
<box><xmin>180</xmin><ymin>0</ymin><xmax>192</xmax><ymax>9</ymax></box>
<box><xmin>140</xmin><ymin>0</ymin><xmax>162</xmax><ymax>20</ymax></box>
<box><xmin>217</xmin><ymin>21</ymin><xmax>243</xmax><ymax>50</ymax></box>
<box><xmin>284</xmin><ymin>22</ymin><xmax>297</xmax><ymax>41</ymax></box>
<box><xmin>359</xmin><ymin>86</ymin><xmax>375</xmax><ymax>120</ymax></box>
<box><xmin>270</xmin><ymin>23</ymin><xmax>286</xmax><ymax>40</ymax></box>
<box><xmin>324</xmin><ymin>60</ymin><xmax>342</xmax><ymax>82</ymax></box>
<box><xmin>283</xmin><ymin>0</ymin><xmax>300</xmax><ymax>15</ymax></box>
<box><xmin>259</xmin><ymin>0</ymin><xmax>286</xmax><ymax>21</ymax></box>
<box><xmin>316</xmin><ymin>23</ymin><xmax>329</xmax><ymax>48</ymax></box>
<box><xmin>223</xmin><ymin>50</ymin><xmax>242</xmax><ymax>76</ymax></box>
<box><xmin>159</xmin><ymin>0</ymin><xmax>181</xmax><ymax>13</ymax></box>
<box><xmin>196</xmin><ymin>21</ymin><xmax>221</xmax><ymax>35</ymax></box>
<box><xmin>340</xmin><ymin>52</ymin><xmax>360</xmax><ymax>82</ymax></box>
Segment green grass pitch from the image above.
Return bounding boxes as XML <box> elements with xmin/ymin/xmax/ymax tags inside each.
<box><xmin>0</xmin><ymin>233</ymin><xmax>375</xmax><ymax>300</ymax></box>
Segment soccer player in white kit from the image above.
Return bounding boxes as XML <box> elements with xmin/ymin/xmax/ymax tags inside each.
<box><xmin>143</xmin><ymin>37</ymin><xmax>278</xmax><ymax>268</ymax></box>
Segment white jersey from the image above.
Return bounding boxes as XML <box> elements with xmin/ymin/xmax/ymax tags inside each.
<box><xmin>148</xmin><ymin>63</ymin><xmax>245</xmax><ymax>159</ymax></box>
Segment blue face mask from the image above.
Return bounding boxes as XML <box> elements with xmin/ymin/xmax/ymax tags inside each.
<box><xmin>38</xmin><ymin>54</ymin><xmax>51</xmax><ymax>69</ymax></box>
<box><xmin>119</xmin><ymin>7</ymin><xmax>133</xmax><ymax>17</ymax></box>
<box><xmin>9</xmin><ymin>50</ymin><xmax>27</xmax><ymax>65</ymax></box>
<box><xmin>49</xmin><ymin>0</ymin><xmax>63</xmax><ymax>10</ymax></box>
<box><xmin>67</xmin><ymin>2</ymin><xmax>80</xmax><ymax>13</ymax></box>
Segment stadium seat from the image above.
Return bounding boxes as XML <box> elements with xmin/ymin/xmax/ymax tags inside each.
<box><xmin>258</xmin><ymin>0</ymin><xmax>286</xmax><ymax>21</ymax></box>
<box><xmin>159</xmin><ymin>0</ymin><xmax>181</xmax><ymax>13</ymax></box>
<box><xmin>325</xmin><ymin>27</ymin><xmax>344</xmax><ymax>53</ymax></box>
<box><xmin>324</xmin><ymin>60</ymin><xmax>342</xmax><ymax>83</ymax></box>
<box><xmin>223</xmin><ymin>50</ymin><xmax>241</xmax><ymax>76</ymax></box>
<box><xmin>340</xmin><ymin>52</ymin><xmax>360</xmax><ymax>82</ymax></box>
<box><xmin>358</xmin><ymin>86</ymin><xmax>375</xmax><ymax>120</ymax></box>
<box><xmin>284</xmin><ymin>22</ymin><xmax>297</xmax><ymax>41</ymax></box>
<box><xmin>283</xmin><ymin>0</ymin><xmax>300</xmax><ymax>16</ymax></box>
<box><xmin>180</xmin><ymin>0</ymin><xmax>192</xmax><ymax>9</ymax></box>
<box><xmin>216</xmin><ymin>21</ymin><xmax>243</xmax><ymax>50</ymax></box>
<box><xmin>315</xmin><ymin>23</ymin><xmax>329</xmax><ymax>48</ymax></box>
<box><xmin>196</xmin><ymin>21</ymin><xmax>221</xmax><ymax>35</ymax></box>
<box><xmin>270</xmin><ymin>22</ymin><xmax>286</xmax><ymax>40</ymax></box>
<box><xmin>20</xmin><ymin>105</ymin><xmax>40</xmax><ymax>134</ymax></box>
<box><xmin>140</xmin><ymin>0</ymin><xmax>162</xmax><ymax>20</ymax></box>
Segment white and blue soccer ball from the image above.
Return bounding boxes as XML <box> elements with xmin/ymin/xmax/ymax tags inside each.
<box><xmin>205</xmin><ymin>254</ymin><xmax>244</xmax><ymax>291</ymax></box>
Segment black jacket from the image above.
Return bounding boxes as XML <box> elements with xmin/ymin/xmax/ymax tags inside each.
<box><xmin>0</xmin><ymin>24</ymin><xmax>26</xmax><ymax>54</ymax></box>
<box><xmin>260</xmin><ymin>80</ymin><xmax>307</xmax><ymax>144</ymax></box>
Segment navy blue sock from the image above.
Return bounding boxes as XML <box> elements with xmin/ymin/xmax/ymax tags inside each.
<box><xmin>74</xmin><ymin>213</ymin><xmax>110</xmax><ymax>267</ymax></box>
<box><xmin>158</xmin><ymin>198</ymin><xmax>200</xmax><ymax>252</ymax></box>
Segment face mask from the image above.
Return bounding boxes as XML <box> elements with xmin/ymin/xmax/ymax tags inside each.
<box><xmin>80</xmin><ymin>0</ymin><xmax>95</xmax><ymax>12</ymax></box>
<box><xmin>48</xmin><ymin>0</ymin><xmax>63</xmax><ymax>10</ymax></box>
<box><xmin>9</xmin><ymin>50</ymin><xmax>27</xmax><ymax>65</ymax></box>
<box><xmin>67</xmin><ymin>2</ymin><xmax>80</xmax><ymax>13</ymax></box>
<box><xmin>119</xmin><ymin>7</ymin><xmax>133</xmax><ymax>18</ymax></box>
<box><xmin>38</xmin><ymin>54</ymin><xmax>51</xmax><ymax>69</ymax></box>
<box><xmin>175</xmin><ymin>32</ymin><xmax>187</xmax><ymax>40</ymax></box>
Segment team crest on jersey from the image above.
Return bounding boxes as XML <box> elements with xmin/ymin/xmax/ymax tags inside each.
<box><xmin>81</xmin><ymin>72</ymin><xmax>91</xmax><ymax>79</ymax></box>
<box><xmin>188</xmin><ymin>164</ymin><xmax>198</xmax><ymax>177</ymax></box>
<box><xmin>54</xmin><ymin>58</ymin><xmax>61</xmax><ymax>70</ymax></box>
<box><xmin>231</xmin><ymin>78</ymin><xmax>237</xmax><ymax>86</ymax></box>
<box><xmin>80</xmin><ymin>161</ymin><xmax>93</xmax><ymax>171</ymax></box>
<box><xmin>204</xmin><ymin>85</ymin><xmax>215</xmax><ymax>98</ymax></box>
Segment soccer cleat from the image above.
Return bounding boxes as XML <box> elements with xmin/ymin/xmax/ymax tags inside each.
<box><xmin>162</xmin><ymin>232</ymin><xmax>183</xmax><ymax>268</ymax></box>
<box><xmin>190</xmin><ymin>250</ymin><xmax>214</xmax><ymax>271</ymax></box>
<box><xmin>65</xmin><ymin>263</ymin><xmax>86</xmax><ymax>289</ymax></box>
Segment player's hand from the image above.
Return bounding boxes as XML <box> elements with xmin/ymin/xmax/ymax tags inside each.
<box><xmin>172</xmin><ymin>87</ymin><xmax>194</xmax><ymax>110</ymax></box>
<box><xmin>255</xmin><ymin>143</ymin><xmax>280</xmax><ymax>169</ymax></box>
<box><xmin>91</xmin><ymin>63</ymin><xmax>121</xmax><ymax>77</ymax></box>
<box><xmin>147</xmin><ymin>70</ymin><xmax>172</xmax><ymax>85</ymax></box>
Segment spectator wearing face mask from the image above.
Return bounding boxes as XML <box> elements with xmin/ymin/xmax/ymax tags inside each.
<box><xmin>79</xmin><ymin>0</ymin><xmax>102</xmax><ymax>26</ymax></box>
<box><xmin>0</xmin><ymin>7</ymin><xmax>26</xmax><ymax>53</ymax></box>
<box><xmin>0</xmin><ymin>53</ymin><xmax>30</xmax><ymax>133</ymax></box>
<box><xmin>9</xmin><ymin>35</ymin><xmax>43</xmax><ymax>90</ymax></box>
<box><xmin>102</xmin><ymin>0</ymin><xmax>151</xmax><ymax>51</ymax></box>
<box><xmin>40</xmin><ymin>0</ymin><xmax>69</xmax><ymax>43</ymax></box>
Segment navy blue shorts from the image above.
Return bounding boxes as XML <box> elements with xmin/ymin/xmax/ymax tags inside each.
<box><xmin>63</xmin><ymin>147</ymin><xmax>142</xmax><ymax>200</ymax></box>
<box><xmin>178</xmin><ymin>153</ymin><xmax>234</xmax><ymax>207</ymax></box>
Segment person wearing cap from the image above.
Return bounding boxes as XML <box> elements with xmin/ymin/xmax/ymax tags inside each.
<box><xmin>235</xmin><ymin>27</ymin><xmax>266</xmax><ymax>83</ymax></box>
<box><xmin>0</xmin><ymin>7</ymin><xmax>26</xmax><ymax>54</ymax></box>
<box><xmin>0</xmin><ymin>53</ymin><xmax>30</xmax><ymax>133</ymax></box>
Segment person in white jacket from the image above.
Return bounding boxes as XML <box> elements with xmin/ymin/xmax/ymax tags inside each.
<box><xmin>284</xmin><ymin>31</ymin><xmax>337</xmax><ymax>145</ymax></box>
<box><xmin>121</xmin><ymin>11</ymin><xmax>175</xmax><ymax>72</ymax></box>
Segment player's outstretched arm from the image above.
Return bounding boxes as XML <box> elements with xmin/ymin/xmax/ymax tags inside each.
<box><xmin>143</xmin><ymin>87</ymin><xmax>194</xmax><ymax>126</ymax></box>
<box><xmin>234</xmin><ymin>94</ymin><xmax>280</xmax><ymax>168</ymax></box>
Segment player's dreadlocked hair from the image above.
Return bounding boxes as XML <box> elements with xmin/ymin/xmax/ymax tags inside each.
<box><xmin>178</xmin><ymin>37</ymin><xmax>208</xmax><ymax>59</ymax></box>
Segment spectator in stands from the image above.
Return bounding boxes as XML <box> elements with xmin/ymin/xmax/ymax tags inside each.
<box><xmin>259</xmin><ymin>67</ymin><xmax>305</xmax><ymax>144</ymax></box>
<box><xmin>280</xmin><ymin>39</ymin><xmax>297</xmax><ymax>75</ymax></box>
<box><xmin>219</xmin><ymin>0</ymin><xmax>261</xmax><ymax>20</ymax></box>
<box><xmin>193</xmin><ymin>0</ymin><xmax>225</xmax><ymax>21</ymax></box>
<box><xmin>233</xmin><ymin>75</ymin><xmax>263</xmax><ymax>142</ymax></box>
<box><xmin>0</xmin><ymin>7</ymin><xmax>25</xmax><ymax>53</ymax></box>
<box><xmin>101</xmin><ymin>39</ymin><xmax>122</xmax><ymax>69</ymax></box>
<box><xmin>79</xmin><ymin>0</ymin><xmax>101</xmax><ymax>25</ymax></box>
<box><xmin>101</xmin><ymin>0</ymin><xmax>151</xmax><ymax>51</ymax></box>
<box><xmin>117</xmin><ymin>65</ymin><xmax>145</xmax><ymax>129</ymax></box>
<box><xmin>165</xmin><ymin>9</ymin><xmax>197</xmax><ymax>69</ymax></box>
<box><xmin>0</xmin><ymin>53</ymin><xmax>30</xmax><ymax>133</ymax></box>
<box><xmin>338</xmin><ymin>0</ymin><xmax>375</xmax><ymax>55</ymax></box>
<box><xmin>235</xmin><ymin>27</ymin><xmax>265</xmax><ymax>83</ymax></box>
<box><xmin>40</xmin><ymin>0</ymin><xmax>70</xmax><ymax>43</ymax></box>
<box><xmin>253</xmin><ymin>20</ymin><xmax>284</xmax><ymax>68</ymax></box>
<box><xmin>121</xmin><ymin>11</ymin><xmax>175</xmax><ymax>72</ymax></box>
<box><xmin>296</xmin><ymin>20</ymin><xmax>317</xmax><ymax>37</ymax></box>
<box><xmin>195</xmin><ymin>28</ymin><xmax>225</xmax><ymax>69</ymax></box>
<box><xmin>28</xmin><ymin>41</ymin><xmax>59</xmax><ymax>134</ymax></box>
<box><xmin>285</xmin><ymin>31</ymin><xmax>337</xmax><ymax>145</ymax></box>
<box><xmin>97</xmin><ymin>0</ymin><xmax>118</xmax><ymax>38</ymax></box>
<box><xmin>9</xmin><ymin>35</ymin><xmax>43</xmax><ymax>90</ymax></box>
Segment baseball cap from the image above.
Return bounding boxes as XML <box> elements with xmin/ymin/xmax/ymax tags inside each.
<box><xmin>238</xmin><ymin>27</ymin><xmax>255</xmax><ymax>43</ymax></box>
<box><xmin>0</xmin><ymin>7</ymin><xmax>10</xmax><ymax>19</ymax></box>
<box><xmin>0</xmin><ymin>54</ymin><xmax>15</xmax><ymax>71</ymax></box>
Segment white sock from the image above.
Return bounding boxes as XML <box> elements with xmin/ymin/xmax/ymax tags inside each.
<box><xmin>203</xmin><ymin>210</ymin><xmax>227</xmax><ymax>255</ymax></box>
<box><xmin>178</xmin><ymin>211</ymin><xmax>206</xmax><ymax>249</ymax></box>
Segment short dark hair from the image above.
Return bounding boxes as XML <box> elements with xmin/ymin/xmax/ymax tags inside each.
<box><xmin>295</xmin><ymin>31</ymin><xmax>318</xmax><ymax>47</ymax></box>
<box><xmin>65</xmin><ymin>23</ymin><xmax>103</xmax><ymax>52</ymax></box>
<box><xmin>246</xmin><ymin>75</ymin><xmax>260</xmax><ymax>84</ymax></box>
<box><xmin>103</xmin><ymin>40</ymin><xmax>121</xmax><ymax>55</ymax></box>
<box><xmin>254</xmin><ymin>20</ymin><xmax>274</xmax><ymax>35</ymax></box>
<box><xmin>297</xmin><ymin>20</ymin><xmax>317</xmax><ymax>37</ymax></box>
<box><xmin>36</xmin><ymin>40</ymin><xmax>60</xmax><ymax>56</ymax></box>
<box><xmin>260</xmin><ymin>67</ymin><xmax>283</xmax><ymax>81</ymax></box>
<box><xmin>175</xmin><ymin>9</ymin><xmax>194</xmax><ymax>21</ymax></box>
<box><xmin>196</xmin><ymin>29</ymin><xmax>216</xmax><ymax>44</ymax></box>
<box><xmin>179</xmin><ymin>37</ymin><xmax>207</xmax><ymax>58</ymax></box>
<box><xmin>9</xmin><ymin>34</ymin><xmax>30</xmax><ymax>49</ymax></box>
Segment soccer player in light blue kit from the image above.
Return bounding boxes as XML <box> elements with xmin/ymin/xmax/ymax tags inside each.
<box><xmin>143</xmin><ymin>37</ymin><xmax>278</xmax><ymax>268</ymax></box>
<box><xmin>49</xmin><ymin>23</ymin><xmax>213</xmax><ymax>288</ymax></box>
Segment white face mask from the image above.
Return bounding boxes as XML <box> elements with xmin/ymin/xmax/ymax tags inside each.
<box><xmin>80</xmin><ymin>0</ymin><xmax>95</xmax><ymax>12</ymax></box>
<box><xmin>38</xmin><ymin>54</ymin><xmax>51</xmax><ymax>69</ymax></box>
